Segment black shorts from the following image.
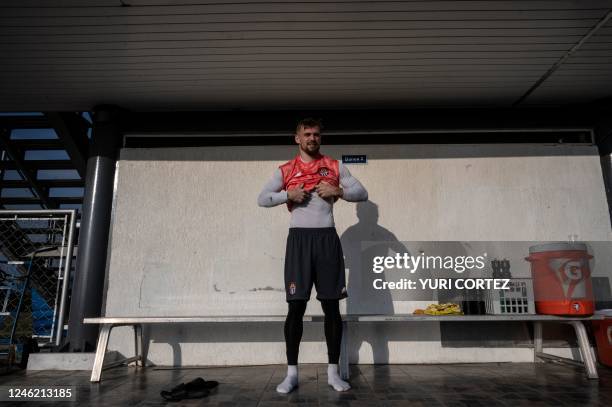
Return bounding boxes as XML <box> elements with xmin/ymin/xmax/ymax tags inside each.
<box><xmin>284</xmin><ymin>227</ymin><xmax>347</xmax><ymax>301</ymax></box>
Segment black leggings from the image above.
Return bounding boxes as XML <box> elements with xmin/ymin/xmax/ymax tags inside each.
<box><xmin>284</xmin><ymin>299</ymin><xmax>342</xmax><ymax>365</ymax></box>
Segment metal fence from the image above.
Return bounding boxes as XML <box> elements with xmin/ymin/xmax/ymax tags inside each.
<box><xmin>0</xmin><ymin>210</ymin><xmax>77</xmax><ymax>348</ymax></box>
<box><xmin>1</xmin><ymin>258</ymin><xmax>34</xmax><ymax>365</ymax></box>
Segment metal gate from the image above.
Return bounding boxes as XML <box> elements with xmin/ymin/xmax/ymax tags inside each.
<box><xmin>0</xmin><ymin>210</ymin><xmax>77</xmax><ymax>348</ymax></box>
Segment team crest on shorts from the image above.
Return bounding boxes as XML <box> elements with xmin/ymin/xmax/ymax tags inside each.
<box><xmin>289</xmin><ymin>282</ymin><xmax>296</xmax><ymax>295</ymax></box>
<box><xmin>318</xmin><ymin>167</ymin><xmax>329</xmax><ymax>177</ymax></box>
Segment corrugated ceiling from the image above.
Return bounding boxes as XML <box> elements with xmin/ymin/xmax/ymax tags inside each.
<box><xmin>1</xmin><ymin>0</ymin><xmax>611</xmax><ymax>111</ymax></box>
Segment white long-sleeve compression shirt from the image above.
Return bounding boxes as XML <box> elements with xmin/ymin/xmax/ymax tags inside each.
<box><xmin>257</xmin><ymin>161</ymin><xmax>368</xmax><ymax>228</ymax></box>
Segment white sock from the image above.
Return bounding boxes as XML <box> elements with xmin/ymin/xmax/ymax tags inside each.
<box><xmin>327</xmin><ymin>363</ymin><xmax>350</xmax><ymax>391</ymax></box>
<box><xmin>276</xmin><ymin>365</ymin><xmax>299</xmax><ymax>393</ymax></box>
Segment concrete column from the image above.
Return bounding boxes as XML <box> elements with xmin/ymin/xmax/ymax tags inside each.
<box><xmin>67</xmin><ymin>105</ymin><xmax>122</xmax><ymax>352</ymax></box>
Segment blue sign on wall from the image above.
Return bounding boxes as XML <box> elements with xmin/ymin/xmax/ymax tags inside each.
<box><xmin>342</xmin><ymin>155</ymin><xmax>367</xmax><ymax>164</ymax></box>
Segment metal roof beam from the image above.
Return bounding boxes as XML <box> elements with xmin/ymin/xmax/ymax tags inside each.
<box><xmin>0</xmin><ymin>116</ymin><xmax>51</xmax><ymax>129</ymax></box>
<box><xmin>0</xmin><ymin>128</ymin><xmax>53</xmax><ymax>208</ymax></box>
<box><xmin>0</xmin><ymin>197</ymin><xmax>81</xmax><ymax>206</ymax></box>
<box><xmin>45</xmin><ymin>112</ymin><xmax>89</xmax><ymax>178</ymax></box>
<box><xmin>119</xmin><ymin>107</ymin><xmax>603</xmax><ymax>135</ymax></box>
<box><xmin>2</xmin><ymin>179</ymin><xmax>83</xmax><ymax>188</ymax></box>
<box><xmin>514</xmin><ymin>8</ymin><xmax>612</xmax><ymax>106</ymax></box>
<box><xmin>11</xmin><ymin>139</ymin><xmax>66</xmax><ymax>150</ymax></box>
<box><xmin>0</xmin><ymin>149</ymin><xmax>5</xmax><ymax>201</ymax></box>
<box><xmin>0</xmin><ymin>159</ymin><xmax>77</xmax><ymax>171</ymax></box>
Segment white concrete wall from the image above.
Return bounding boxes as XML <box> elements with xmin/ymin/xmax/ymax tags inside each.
<box><xmin>102</xmin><ymin>144</ymin><xmax>612</xmax><ymax>366</ymax></box>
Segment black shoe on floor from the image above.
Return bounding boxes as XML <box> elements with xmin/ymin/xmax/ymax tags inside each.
<box><xmin>160</xmin><ymin>377</ymin><xmax>218</xmax><ymax>401</ymax></box>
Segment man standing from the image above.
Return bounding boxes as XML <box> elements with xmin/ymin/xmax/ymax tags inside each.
<box><xmin>257</xmin><ymin>118</ymin><xmax>368</xmax><ymax>393</ymax></box>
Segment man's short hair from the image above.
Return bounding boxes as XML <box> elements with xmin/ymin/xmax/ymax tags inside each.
<box><xmin>296</xmin><ymin>118</ymin><xmax>323</xmax><ymax>134</ymax></box>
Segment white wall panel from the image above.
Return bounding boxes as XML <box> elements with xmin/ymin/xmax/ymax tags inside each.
<box><xmin>103</xmin><ymin>143</ymin><xmax>611</xmax><ymax>365</ymax></box>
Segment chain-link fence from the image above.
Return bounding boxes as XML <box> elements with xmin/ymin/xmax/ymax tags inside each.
<box><xmin>0</xmin><ymin>259</ymin><xmax>34</xmax><ymax>366</ymax></box>
<box><xmin>0</xmin><ymin>210</ymin><xmax>77</xmax><ymax>350</ymax></box>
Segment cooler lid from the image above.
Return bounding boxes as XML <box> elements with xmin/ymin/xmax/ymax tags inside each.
<box><xmin>529</xmin><ymin>242</ymin><xmax>588</xmax><ymax>254</ymax></box>
<box><xmin>595</xmin><ymin>309</ymin><xmax>612</xmax><ymax>317</ymax></box>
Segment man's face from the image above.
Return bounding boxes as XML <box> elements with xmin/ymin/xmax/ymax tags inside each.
<box><xmin>295</xmin><ymin>125</ymin><xmax>321</xmax><ymax>155</ymax></box>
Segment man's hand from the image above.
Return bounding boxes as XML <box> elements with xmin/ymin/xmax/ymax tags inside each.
<box><xmin>315</xmin><ymin>181</ymin><xmax>343</xmax><ymax>199</ymax></box>
<box><xmin>287</xmin><ymin>183</ymin><xmax>310</xmax><ymax>203</ymax></box>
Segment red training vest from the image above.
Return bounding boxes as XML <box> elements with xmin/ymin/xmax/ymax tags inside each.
<box><xmin>279</xmin><ymin>154</ymin><xmax>340</xmax><ymax>211</ymax></box>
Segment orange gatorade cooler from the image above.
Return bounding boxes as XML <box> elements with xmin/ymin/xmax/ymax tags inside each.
<box><xmin>592</xmin><ymin>310</ymin><xmax>612</xmax><ymax>367</ymax></box>
<box><xmin>525</xmin><ymin>243</ymin><xmax>594</xmax><ymax>315</ymax></box>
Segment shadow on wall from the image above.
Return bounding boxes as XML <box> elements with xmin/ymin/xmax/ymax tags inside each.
<box><xmin>338</xmin><ymin>201</ymin><xmax>537</xmax><ymax>363</ymax></box>
<box><xmin>119</xmin><ymin>143</ymin><xmax>600</xmax><ymax>162</ymax></box>
<box><xmin>342</xmin><ymin>201</ymin><xmax>393</xmax><ymax>365</ymax></box>
<box><xmin>341</xmin><ymin>200</ymin><xmax>418</xmax><ymax>365</ymax></box>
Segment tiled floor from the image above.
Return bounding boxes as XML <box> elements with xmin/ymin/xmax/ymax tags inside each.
<box><xmin>1</xmin><ymin>363</ymin><xmax>611</xmax><ymax>406</ymax></box>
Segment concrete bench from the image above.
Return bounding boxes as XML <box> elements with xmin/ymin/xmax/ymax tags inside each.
<box><xmin>83</xmin><ymin>314</ymin><xmax>604</xmax><ymax>383</ymax></box>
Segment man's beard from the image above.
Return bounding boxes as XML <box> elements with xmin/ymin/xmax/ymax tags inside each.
<box><xmin>302</xmin><ymin>143</ymin><xmax>320</xmax><ymax>155</ymax></box>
